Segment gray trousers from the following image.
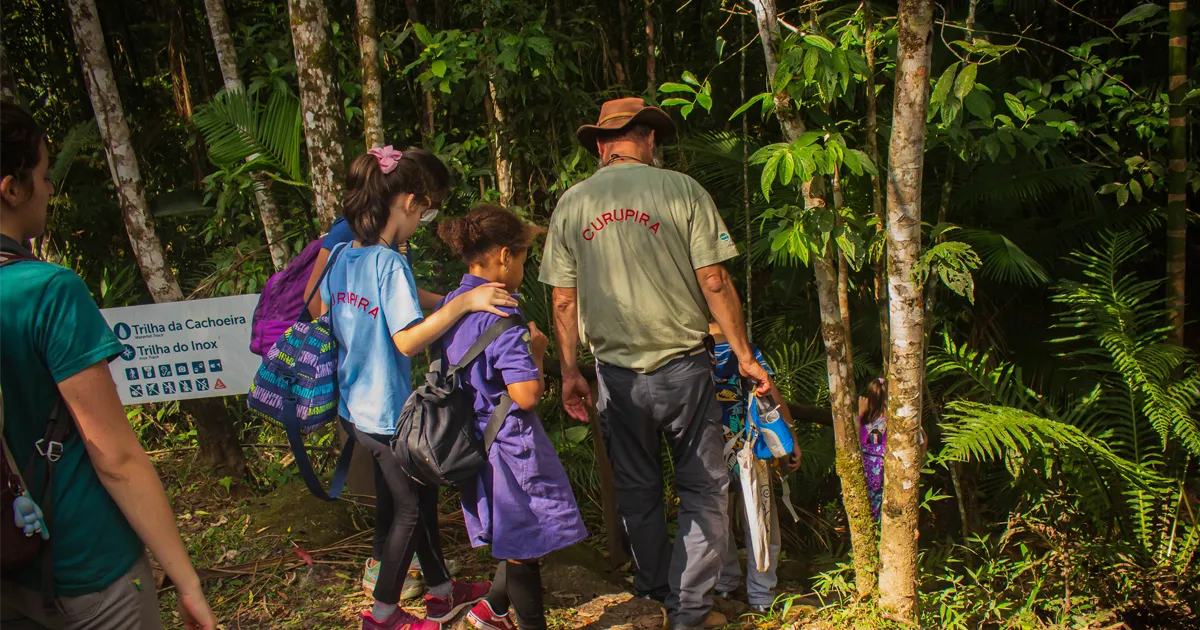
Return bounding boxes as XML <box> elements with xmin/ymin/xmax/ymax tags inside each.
<box><xmin>716</xmin><ymin>487</ymin><xmax>781</xmax><ymax>607</ymax></box>
<box><xmin>597</xmin><ymin>353</ymin><xmax>729</xmax><ymax>627</ymax></box>
<box><xmin>0</xmin><ymin>554</ymin><xmax>162</xmax><ymax>630</ymax></box>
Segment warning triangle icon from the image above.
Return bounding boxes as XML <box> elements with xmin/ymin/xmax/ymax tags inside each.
<box><xmin>214</xmin><ymin>378</ymin><xmax>227</xmax><ymax>390</ymax></box>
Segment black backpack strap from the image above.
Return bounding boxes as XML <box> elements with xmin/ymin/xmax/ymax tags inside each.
<box><xmin>33</xmin><ymin>400</ymin><xmax>70</xmax><ymax>608</ymax></box>
<box><xmin>483</xmin><ymin>393</ymin><xmax>512</xmax><ymax>452</ymax></box>
<box><xmin>284</xmin><ymin>414</ymin><xmax>355</xmax><ymax>502</ymax></box>
<box><xmin>451</xmin><ymin>315</ymin><xmax>525</xmax><ymax>372</ymax></box>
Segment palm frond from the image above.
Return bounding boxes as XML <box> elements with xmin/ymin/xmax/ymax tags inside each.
<box><xmin>954</xmin><ymin>228</ymin><xmax>1050</xmax><ymax>286</ymax></box>
<box><xmin>955</xmin><ymin>161</ymin><xmax>1097</xmax><ymax>211</ymax></box>
<box><xmin>939</xmin><ymin>402</ymin><xmax>1166</xmax><ymax>497</ymax></box>
<box><xmin>192</xmin><ymin>88</ymin><xmax>303</xmax><ymax>181</ymax></box>
<box><xmin>765</xmin><ymin>337</ymin><xmax>829</xmax><ymax>407</ymax></box>
<box><xmin>928</xmin><ymin>332</ymin><xmax>1045</xmax><ymax>413</ymax></box>
<box><xmin>50</xmin><ymin>120</ymin><xmax>100</xmax><ymax>185</ymax></box>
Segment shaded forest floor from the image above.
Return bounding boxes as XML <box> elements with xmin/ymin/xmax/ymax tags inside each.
<box><xmin>149</xmin><ymin>452</ymin><xmax>827</xmax><ymax>630</ymax></box>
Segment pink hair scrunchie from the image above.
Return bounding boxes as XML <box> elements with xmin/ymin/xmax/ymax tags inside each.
<box><xmin>367</xmin><ymin>145</ymin><xmax>403</xmax><ymax>174</ymax></box>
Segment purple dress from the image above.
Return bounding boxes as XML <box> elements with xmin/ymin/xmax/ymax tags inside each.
<box><xmin>441</xmin><ymin>274</ymin><xmax>588</xmax><ymax>560</ymax></box>
<box><xmin>860</xmin><ymin>415</ymin><xmax>886</xmax><ymax>521</ymax></box>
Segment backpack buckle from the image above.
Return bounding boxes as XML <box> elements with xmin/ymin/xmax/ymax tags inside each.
<box><xmin>36</xmin><ymin>439</ymin><xmax>63</xmax><ymax>462</ymax></box>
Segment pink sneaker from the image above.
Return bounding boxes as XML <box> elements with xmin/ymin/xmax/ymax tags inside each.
<box><xmin>425</xmin><ymin>580</ymin><xmax>491</xmax><ymax>622</ymax></box>
<box><xmin>466</xmin><ymin>600</ymin><xmax>517</xmax><ymax>630</ymax></box>
<box><xmin>361</xmin><ymin>607</ymin><xmax>441</xmax><ymax>630</ymax></box>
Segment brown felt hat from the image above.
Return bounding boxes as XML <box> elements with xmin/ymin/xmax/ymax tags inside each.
<box><xmin>576</xmin><ymin>97</ymin><xmax>677</xmax><ymax>157</ymax></box>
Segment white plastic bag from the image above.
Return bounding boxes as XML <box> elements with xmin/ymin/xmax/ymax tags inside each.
<box><xmin>737</xmin><ymin>439</ymin><xmax>774</xmax><ymax>573</ymax></box>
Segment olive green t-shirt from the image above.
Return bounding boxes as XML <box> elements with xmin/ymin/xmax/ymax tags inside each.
<box><xmin>539</xmin><ymin>163</ymin><xmax>738</xmax><ymax>372</ymax></box>
<box><xmin>0</xmin><ymin>258</ymin><xmax>144</xmax><ymax>596</ymax></box>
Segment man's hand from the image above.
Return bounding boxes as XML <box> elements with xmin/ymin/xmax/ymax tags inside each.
<box><xmin>560</xmin><ymin>365</ymin><xmax>594</xmax><ymax>423</ymax></box>
<box><xmin>739</xmin><ymin>358</ymin><xmax>772</xmax><ymax>396</ymax></box>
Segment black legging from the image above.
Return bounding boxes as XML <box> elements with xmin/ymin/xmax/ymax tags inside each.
<box><xmin>355</xmin><ymin>428</ymin><xmax>451</xmax><ymax>605</ymax></box>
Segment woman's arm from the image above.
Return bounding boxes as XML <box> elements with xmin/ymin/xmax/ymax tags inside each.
<box><xmin>57</xmin><ymin>362</ymin><xmax>216</xmax><ymax>629</ymax></box>
<box><xmin>392</xmin><ymin>283</ymin><xmax>517</xmax><ymax>357</ymax></box>
<box><xmin>305</xmin><ymin>248</ymin><xmax>332</xmax><ymax>320</ymax></box>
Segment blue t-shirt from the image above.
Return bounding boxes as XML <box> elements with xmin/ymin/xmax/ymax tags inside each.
<box><xmin>320</xmin><ymin>244</ymin><xmax>423</xmax><ymax>435</ymax></box>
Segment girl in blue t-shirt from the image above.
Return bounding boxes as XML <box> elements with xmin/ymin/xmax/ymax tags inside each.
<box><xmin>318</xmin><ymin>147</ymin><xmax>518</xmax><ymax>630</ymax></box>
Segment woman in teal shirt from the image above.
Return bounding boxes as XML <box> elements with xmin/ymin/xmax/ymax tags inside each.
<box><xmin>0</xmin><ymin>102</ymin><xmax>216</xmax><ymax>629</ymax></box>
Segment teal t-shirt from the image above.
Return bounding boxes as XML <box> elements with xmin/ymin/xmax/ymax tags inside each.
<box><xmin>0</xmin><ymin>260</ymin><xmax>144</xmax><ymax>595</ymax></box>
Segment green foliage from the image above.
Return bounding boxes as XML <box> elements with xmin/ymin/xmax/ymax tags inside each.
<box><xmin>191</xmin><ymin>88</ymin><xmax>305</xmax><ymax>185</ymax></box>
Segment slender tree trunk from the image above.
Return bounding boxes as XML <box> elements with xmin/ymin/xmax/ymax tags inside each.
<box><xmin>404</xmin><ymin>0</ymin><xmax>436</xmax><ymax>142</ymax></box>
<box><xmin>1167</xmin><ymin>0</ymin><xmax>1187</xmax><ymax>346</ymax></box>
<box><xmin>67</xmin><ymin>0</ymin><xmax>182</xmax><ymax>303</ymax></box>
<box><xmin>879</xmin><ymin>0</ymin><xmax>933</xmax><ymax>620</ymax></box>
<box><xmin>486</xmin><ymin>78</ymin><xmax>515</xmax><ymax>207</ymax></box>
<box><xmin>865</xmin><ymin>1</ymin><xmax>889</xmax><ymax>369</ymax></box>
<box><xmin>288</xmin><ymin>0</ymin><xmax>346</xmax><ymax>232</ymax></box>
<box><xmin>356</xmin><ymin>0</ymin><xmax>384</xmax><ymax>149</ymax></box>
<box><xmin>69</xmin><ymin>0</ymin><xmax>245</xmax><ymax>477</ymax></box>
<box><xmin>741</xmin><ymin>18</ymin><xmax>752</xmax><ymax>339</ymax></box>
<box><xmin>750</xmin><ymin>0</ymin><xmax>878</xmax><ymax>598</ymax></box>
<box><xmin>618</xmin><ymin>0</ymin><xmax>632</xmax><ymax>82</ymax></box>
<box><xmin>966</xmin><ymin>0</ymin><xmax>978</xmax><ymax>42</ymax></box>
<box><xmin>832</xmin><ymin>166</ymin><xmax>854</xmax><ymax>363</ymax></box>
<box><xmin>204</xmin><ymin>0</ymin><xmax>291</xmax><ymax>270</ymax></box>
<box><xmin>643</xmin><ymin>0</ymin><xmax>656</xmax><ymax>92</ymax></box>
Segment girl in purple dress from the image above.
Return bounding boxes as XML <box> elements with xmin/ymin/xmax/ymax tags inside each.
<box><xmin>436</xmin><ymin>205</ymin><xmax>588</xmax><ymax>630</ymax></box>
<box><xmin>859</xmin><ymin>378</ymin><xmax>887</xmax><ymax>521</ymax></box>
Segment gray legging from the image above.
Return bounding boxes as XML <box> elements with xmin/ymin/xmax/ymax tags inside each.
<box><xmin>354</xmin><ymin>428</ymin><xmax>451</xmax><ymax>605</ymax></box>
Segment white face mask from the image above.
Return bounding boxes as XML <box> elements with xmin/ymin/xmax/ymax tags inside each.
<box><xmin>419</xmin><ymin>208</ymin><xmax>439</xmax><ymax>225</ymax></box>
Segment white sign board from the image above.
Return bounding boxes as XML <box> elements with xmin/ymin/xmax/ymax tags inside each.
<box><xmin>101</xmin><ymin>295</ymin><xmax>260</xmax><ymax>405</ymax></box>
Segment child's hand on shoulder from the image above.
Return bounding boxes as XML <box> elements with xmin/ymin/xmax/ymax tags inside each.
<box><xmin>461</xmin><ymin>282</ymin><xmax>518</xmax><ymax>316</ymax></box>
<box><xmin>528</xmin><ymin>321</ymin><xmax>549</xmax><ymax>358</ymax></box>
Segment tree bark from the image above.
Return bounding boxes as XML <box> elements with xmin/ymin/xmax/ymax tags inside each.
<box><xmin>67</xmin><ymin>0</ymin><xmax>183</xmax><ymax>304</ymax></box>
<box><xmin>486</xmin><ymin>78</ymin><xmax>515</xmax><ymax>207</ymax></box>
<box><xmin>204</xmin><ymin>0</ymin><xmax>291</xmax><ymax>271</ymax></box>
<box><xmin>643</xmin><ymin>0</ymin><xmax>656</xmax><ymax>92</ymax></box>
<box><xmin>287</xmin><ymin>0</ymin><xmax>347</xmax><ymax>232</ymax></box>
<box><xmin>832</xmin><ymin>166</ymin><xmax>854</xmax><ymax>364</ymax></box>
<box><xmin>356</xmin><ymin>0</ymin><xmax>385</xmax><ymax>149</ymax></box>
<box><xmin>879</xmin><ymin>0</ymin><xmax>933</xmax><ymax>620</ymax></box>
<box><xmin>618</xmin><ymin>0</ymin><xmax>632</xmax><ymax>83</ymax></box>
<box><xmin>69</xmin><ymin>0</ymin><xmax>246</xmax><ymax>477</ymax></box>
<box><xmin>1167</xmin><ymin>0</ymin><xmax>1187</xmax><ymax>347</ymax></box>
<box><xmin>865</xmin><ymin>1</ymin><xmax>889</xmax><ymax>369</ymax></box>
<box><xmin>404</xmin><ymin>0</ymin><xmax>437</xmax><ymax>143</ymax></box>
<box><xmin>750</xmin><ymin>0</ymin><xmax>879</xmax><ymax>598</ymax></box>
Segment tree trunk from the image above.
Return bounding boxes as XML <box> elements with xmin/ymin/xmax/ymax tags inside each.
<box><xmin>750</xmin><ymin>0</ymin><xmax>879</xmax><ymax>599</ymax></box>
<box><xmin>643</xmin><ymin>0</ymin><xmax>656</xmax><ymax>92</ymax></box>
<box><xmin>879</xmin><ymin>0</ymin><xmax>933</xmax><ymax>620</ymax></box>
<box><xmin>356</xmin><ymin>0</ymin><xmax>384</xmax><ymax>149</ymax></box>
<box><xmin>288</xmin><ymin>0</ymin><xmax>347</xmax><ymax>232</ymax></box>
<box><xmin>832</xmin><ymin>166</ymin><xmax>854</xmax><ymax>363</ymax></box>
<box><xmin>404</xmin><ymin>0</ymin><xmax>436</xmax><ymax>142</ymax></box>
<box><xmin>1167</xmin><ymin>0</ymin><xmax>1187</xmax><ymax>346</ymax></box>
<box><xmin>865</xmin><ymin>1</ymin><xmax>889</xmax><ymax>369</ymax></box>
<box><xmin>205</xmin><ymin>0</ymin><xmax>292</xmax><ymax>271</ymax></box>
<box><xmin>486</xmin><ymin>78</ymin><xmax>515</xmax><ymax>208</ymax></box>
<box><xmin>617</xmin><ymin>0</ymin><xmax>631</xmax><ymax>83</ymax></box>
<box><xmin>67</xmin><ymin>0</ymin><xmax>182</xmax><ymax>304</ymax></box>
<box><xmin>69</xmin><ymin>0</ymin><xmax>245</xmax><ymax>477</ymax></box>
<box><xmin>741</xmin><ymin>18</ymin><xmax>752</xmax><ymax>338</ymax></box>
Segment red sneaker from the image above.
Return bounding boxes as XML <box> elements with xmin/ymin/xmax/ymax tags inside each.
<box><xmin>466</xmin><ymin>600</ymin><xmax>517</xmax><ymax>630</ymax></box>
<box><xmin>425</xmin><ymin>580</ymin><xmax>491</xmax><ymax>622</ymax></box>
<box><xmin>361</xmin><ymin>607</ymin><xmax>441</xmax><ymax>630</ymax></box>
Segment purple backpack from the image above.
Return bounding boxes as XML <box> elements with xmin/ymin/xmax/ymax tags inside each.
<box><xmin>250</xmin><ymin>238</ymin><xmax>326</xmax><ymax>355</ymax></box>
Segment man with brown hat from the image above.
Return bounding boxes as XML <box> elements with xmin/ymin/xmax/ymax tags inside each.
<box><xmin>539</xmin><ymin>97</ymin><xmax>771</xmax><ymax>630</ymax></box>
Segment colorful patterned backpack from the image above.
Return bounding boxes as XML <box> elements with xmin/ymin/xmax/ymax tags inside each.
<box><xmin>247</xmin><ymin>243</ymin><xmax>355</xmax><ymax>501</ymax></box>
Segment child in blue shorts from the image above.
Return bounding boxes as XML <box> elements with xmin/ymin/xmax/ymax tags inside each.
<box><xmin>709</xmin><ymin>323</ymin><xmax>800</xmax><ymax>612</ymax></box>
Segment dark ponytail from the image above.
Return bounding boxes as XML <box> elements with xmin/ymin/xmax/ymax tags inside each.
<box><xmin>343</xmin><ymin>147</ymin><xmax>450</xmax><ymax>245</ymax></box>
<box><xmin>1</xmin><ymin>102</ymin><xmax>46</xmax><ymax>182</ymax></box>
<box><xmin>438</xmin><ymin>204</ymin><xmax>544</xmax><ymax>264</ymax></box>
